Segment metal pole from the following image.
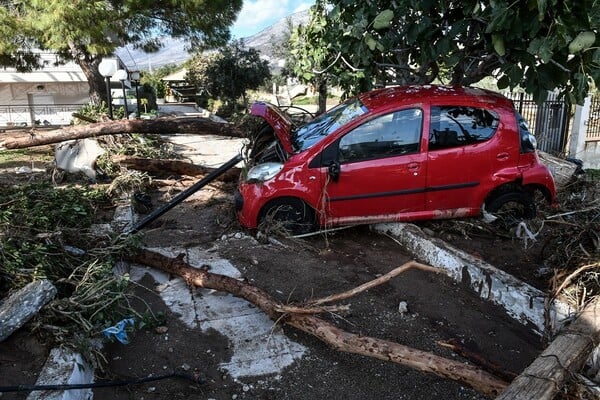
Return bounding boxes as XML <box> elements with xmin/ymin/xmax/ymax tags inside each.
<box><xmin>121</xmin><ymin>80</ymin><xmax>129</xmax><ymax>119</ymax></box>
<box><xmin>105</xmin><ymin>77</ymin><xmax>113</xmax><ymax>119</ymax></box>
<box><xmin>134</xmin><ymin>83</ymin><xmax>141</xmax><ymax>118</ymax></box>
<box><xmin>127</xmin><ymin>153</ymin><xmax>243</xmax><ymax>234</ymax></box>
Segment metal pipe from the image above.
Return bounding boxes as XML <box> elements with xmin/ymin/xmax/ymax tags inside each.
<box><xmin>105</xmin><ymin>77</ymin><xmax>113</xmax><ymax>119</ymax></box>
<box><xmin>127</xmin><ymin>153</ymin><xmax>243</xmax><ymax>234</ymax></box>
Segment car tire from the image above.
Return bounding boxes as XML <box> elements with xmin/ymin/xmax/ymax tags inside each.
<box><xmin>249</xmin><ymin>123</ymin><xmax>275</xmax><ymax>161</ymax></box>
<box><xmin>485</xmin><ymin>190</ymin><xmax>537</xmax><ymax>227</ymax></box>
<box><xmin>259</xmin><ymin>198</ymin><xmax>316</xmax><ymax>235</ymax></box>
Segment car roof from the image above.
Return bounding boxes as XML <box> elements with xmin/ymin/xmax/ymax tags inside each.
<box><xmin>358</xmin><ymin>85</ymin><xmax>514</xmax><ymax>111</ymax></box>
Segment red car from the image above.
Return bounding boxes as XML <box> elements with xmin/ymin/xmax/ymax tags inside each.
<box><xmin>235</xmin><ymin>85</ymin><xmax>556</xmax><ymax>234</ymax></box>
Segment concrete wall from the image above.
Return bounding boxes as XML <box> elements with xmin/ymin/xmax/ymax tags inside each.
<box><xmin>569</xmin><ymin>96</ymin><xmax>600</xmax><ymax>169</ymax></box>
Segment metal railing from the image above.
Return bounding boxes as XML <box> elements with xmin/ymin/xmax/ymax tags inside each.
<box><xmin>586</xmin><ymin>95</ymin><xmax>600</xmax><ymax>141</ymax></box>
<box><xmin>502</xmin><ymin>92</ymin><xmax>570</xmax><ymax>155</ymax></box>
<box><xmin>0</xmin><ymin>104</ymin><xmax>84</xmax><ymax>127</ymax></box>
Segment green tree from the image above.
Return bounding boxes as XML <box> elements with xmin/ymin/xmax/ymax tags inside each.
<box><xmin>187</xmin><ymin>40</ymin><xmax>271</xmax><ymax>112</ymax></box>
<box><xmin>291</xmin><ymin>0</ymin><xmax>599</xmax><ymax>105</ymax></box>
<box><xmin>0</xmin><ymin>0</ymin><xmax>243</xmax><ymax>105</ymax></box>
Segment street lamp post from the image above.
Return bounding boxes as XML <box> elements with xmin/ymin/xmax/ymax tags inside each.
<box><xmin>114</xmin><ymin>69</ymin><xmax>129</xmax><ymax>119</ymax></box>
<box><xmin>98</xmin><ymin>59</ymin><xmax>116</xmax><ymax>119</ymax></box>
<box><xmin>130</xmin><ymin>71</ymin><xmax>141</xmax><ymax>118</ymax></box>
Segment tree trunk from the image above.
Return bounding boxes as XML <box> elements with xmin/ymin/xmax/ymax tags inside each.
<box><xmin>127</xmin><ymin>249</ymin><xmax>509</xmax><ymax>397</ymax></box>
<box><xmin>317</xmin><ymin>77</ymin><xmax>328</xmax><ymax>115</ymax></box>
<box><xmin>0</xmin><ymin>117</ymin><xmax>245</xmax><ymax>150</ymax></box>
<box><xmin>496</xmin><ymin>297</ymin><xmax>600</xmax><ymax>400</ymax></box>
<box><xmin>76</xmin><ymin>56</ymin><xmax>106</xmax><ymax>106</ymax></box>
<box><xmin>112</xmin><ymin>155</ymin><xmax>241</xmax><ymax>182</ymax></box>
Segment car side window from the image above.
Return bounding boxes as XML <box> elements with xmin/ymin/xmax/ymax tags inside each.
<box><xmin>429</xmin><ymin>106</ymin><xmax>499</xmax><ymax>151</ymax></box>
<box><xmin>339</xmin><ymin>108</ymin><xmax>423</xmax><ymax>163</ymax></box>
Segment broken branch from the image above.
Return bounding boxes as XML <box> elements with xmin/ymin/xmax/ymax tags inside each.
<box><xmin>309</xmin><ymin>261</ymin><xmax>443</xmax><ymax>306</ymax></box>
<box><xmin>127</xmin><ymin>249</ymin><xmax>508</xmax><ymax>397</ymax></box>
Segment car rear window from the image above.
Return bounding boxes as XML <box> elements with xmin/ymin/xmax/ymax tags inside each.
<box><xmin>429</xmin><ymin>106</ymin><xmax>499</xmax><ymax>150</ymax></box>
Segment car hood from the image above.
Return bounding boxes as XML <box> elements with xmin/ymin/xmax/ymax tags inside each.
<box><xmin>250</xmin><ymin>102</ymin><xmax>295</xmax><ymax>155</ymax></box>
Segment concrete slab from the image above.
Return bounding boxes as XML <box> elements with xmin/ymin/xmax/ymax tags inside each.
<box><xmin>128</xmin><ymin>246</ymin><xmax>307</xmax><ymax>379</ymax></box>
<box><xmin>26</xmin><ymin>348</ymin><xmax>94</xmax><ymax>400</ymax></box>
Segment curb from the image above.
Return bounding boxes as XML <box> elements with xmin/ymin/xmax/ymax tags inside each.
<box><xmin>372</xmin><ymin>222</ymin><xmax>572</xmax><ymax>334</ymax></box>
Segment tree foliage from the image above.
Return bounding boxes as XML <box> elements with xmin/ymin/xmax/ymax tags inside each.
<box><xmin>290</xmin><ymin>0</ymin><xmax>599</xmax><ymax>105</ymax></box>
<box><xmin>0</xmin><ymin>0</ymin><xmax>243</xmax><ymax>104</ymax></box>
<box><xmin>186</xmin><ymin>40</ymin><xmax>271</xmax><ymax>111</ymax></box>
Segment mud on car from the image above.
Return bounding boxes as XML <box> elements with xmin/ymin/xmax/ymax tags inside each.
<box><xmin>235</xmin><ymin>85</ymin><xmax>556</xmax><ymax>234</ymax></box>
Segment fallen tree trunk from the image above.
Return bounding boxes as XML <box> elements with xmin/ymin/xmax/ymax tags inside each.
<box><xmin>0</xmin><ymin>117</ymin><xmax>245</xmax><ymax>150</ymax></box>
<box><xmin>127</xmin><ymin>249</ymin><xmax>509</xmax><ymax>397</ymax></box>
<box><xmin>496</xmin><ymin>297</ymin><xmax>600</xmax><ymax>400</ymax></box>
<box><xmin>112</xmin><ymin>155</ymin><xmax>242</xmax><ymax>183</ymax></box>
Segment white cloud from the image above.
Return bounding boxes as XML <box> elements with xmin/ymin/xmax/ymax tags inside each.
<box><xmin>231</xmin><ymin>0</ymin><xmax>314</xmax><ymax>38</ymax></box>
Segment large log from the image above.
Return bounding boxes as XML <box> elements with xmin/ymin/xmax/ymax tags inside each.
<box><xmin>111</xmin><ymin>155</ymin><xmax>241</xmax><ymax>182</ymax></box>
<box><xmin>496</xmin><ymin>297</ymin><xmax>600</xmax><ymax>400</ymax></box>
<box><xmin>0</xmin><ymin>117</ymin><xmax>245</xmax><ymax>150</ymax></box>
<box><xmin>127</xmin><ymin>249</ymin><xmax>509</xmax><ymax>397</ymax></box>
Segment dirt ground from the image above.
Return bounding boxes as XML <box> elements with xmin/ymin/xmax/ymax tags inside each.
<box><xmin>3</xmin><ymin>128</ymin><xmax>592</xmax><ymax>399</ymax></box>
<box><xmin>0</xmin><ymin>177</ymin><xmax>545</xmax><ymax>400</ymax></box>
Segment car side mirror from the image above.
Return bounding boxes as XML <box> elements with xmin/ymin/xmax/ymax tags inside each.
<box><xmin>328</xmin><ymin>160</ymin><xmax>340</xmax><ymax>182</ymax></box>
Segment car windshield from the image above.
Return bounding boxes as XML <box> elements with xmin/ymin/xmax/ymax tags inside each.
<box><xmin>292</xmin><ymin>98</ymin><xmax>368</xmax><ymax>151</ymax></box>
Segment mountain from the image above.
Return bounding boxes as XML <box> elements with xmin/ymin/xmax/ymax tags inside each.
<box><xmin>115</xmin><ymin>10</ymin><xmax>310</xmax><ymax>71</ymax></box>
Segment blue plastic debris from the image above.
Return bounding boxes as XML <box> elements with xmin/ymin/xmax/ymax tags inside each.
<box><xmin>102</xmin><ymin>318</ymin><xmax>135</xmax><ymax>344</ymax></box>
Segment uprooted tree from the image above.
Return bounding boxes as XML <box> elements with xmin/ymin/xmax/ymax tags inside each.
<box><xmin>0</xmin><ymin>117</ymin><xmax>245</xmax><ymax>150</ymax></box>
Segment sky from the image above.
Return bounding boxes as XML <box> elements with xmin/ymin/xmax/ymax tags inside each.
<box><xmin>230</xmin><ymin>0</ymin><xmax>315</xmax><ymax>38</ymax></box>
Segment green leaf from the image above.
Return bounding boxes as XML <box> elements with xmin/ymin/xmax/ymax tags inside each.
<box><xmin>492</xmin><ymin>34</ymin><xmax>506</xmax><ymax>56</ymax></box>
<box><xmin>497</xmin><ymin>74</ymin><xmax>510</xmax><ymax>89</ymax></box>
<box><xmin>527</xmin><ymin>38</ymin><xmax>553</xmax><ymax>63</ymax></box>
<box><xmin>366</xmin><ymin>36</ymin><xmax>377</xmax><ymax>51</ymax></box>
<box><xmin>373</xmin><ymin>9</ymin><xmax>394</xmax><ymax>30</ymax></box>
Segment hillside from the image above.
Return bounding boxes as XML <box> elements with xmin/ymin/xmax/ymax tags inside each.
<box><xmin>115</xmin><ymin>10</ymin><xmax>309</xmax><ymax>71</ymax></box>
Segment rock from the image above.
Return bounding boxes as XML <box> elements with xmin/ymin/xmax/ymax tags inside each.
<box><xmin>398</xmin><ymin>301</ymin><xmax>409</xmax><ymax>315</ymax></box>
<box><xmin>0</xmin><ymin>280</ymin><xmax>57</xmax><ymax>342</ymax></box>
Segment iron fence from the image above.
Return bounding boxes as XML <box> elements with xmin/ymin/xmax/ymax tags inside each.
<box><xmin>0</xmin><ymin>104</ymin><xmax>83</xmax><ymax>127</ymax></box>
<box><xmin>586</xmin><ymin>95</ymin><xmax>600</xmax><ymax>141</ymax></box>
<box><xmin>502</xmin><ymin>92</ymin><xmax>570</xmax><ymax>155</ymax></box>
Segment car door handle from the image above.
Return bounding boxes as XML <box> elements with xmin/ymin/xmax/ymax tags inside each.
<box><xmin>407</xmin><ymin>162</ymin><xmax>420</xmax><ymax>175</ymax></box>
<box><xmin>408</xmin><ymin>162</ymin><xmax>420</xmax><ymax>171</ymax></box>
<box><xmin>496</xmin><ymin>152</ymin><xmax>510</xmax><ymax>161</ymax></box>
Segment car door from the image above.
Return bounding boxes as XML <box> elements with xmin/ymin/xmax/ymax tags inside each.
<box><xmin>320</xmin><ymin>108</ymin><xmax>427</xmax><ymax>225</ymax></box>
<box><xmin>425</xmin><ymin>105</ymin><xmax>501</xmax><ymax>213</ymax></box>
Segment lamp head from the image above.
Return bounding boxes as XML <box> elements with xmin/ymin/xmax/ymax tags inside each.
<box><xmin>113</xmin><ymin>69</ymin><xmax>128</xmax><ymax>81</ymax></box>
<box><xmin>98</xmin><ymin>59</ymin><xmax>117</xmax><ymax>77</ymax></box>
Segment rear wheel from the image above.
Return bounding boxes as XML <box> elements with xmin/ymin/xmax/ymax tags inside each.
<box><xmin>485</xmin><ymin>190</ymin><xmax>537</xmax><ymax>227</ymax></box>
<box><xmin>259</xmin><ymin>198</ymin><xmax>316</xmax><ymax>235</ymax></box>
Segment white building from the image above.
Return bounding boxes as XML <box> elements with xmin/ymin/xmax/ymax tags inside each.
<box><xmin>0</xmin><ymin>52</ymin><xmax>90</xmax><ymax>127</ymax></box>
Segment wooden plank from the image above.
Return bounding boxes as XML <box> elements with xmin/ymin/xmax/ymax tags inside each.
<box><xmin>496</xmin><ymin>297</ymin><xmax>600</xmax><ymax>400</ymax></box>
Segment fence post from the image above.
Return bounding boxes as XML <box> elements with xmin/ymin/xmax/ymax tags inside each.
<box><xmin>568</xmin><ymin>96</ymin><xmax>592</xmax><ymax>160</ymax></box>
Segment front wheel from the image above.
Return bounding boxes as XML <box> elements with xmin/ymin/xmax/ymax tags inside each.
<box><xmin>259</xmin><ymin>198</ymin><xmax>316</xmax><ymax>236</ymax></box>
<box><xmin>485</xmin><ymin>191</ymin><xmax>537</xmax><ymax>227</ymax></box>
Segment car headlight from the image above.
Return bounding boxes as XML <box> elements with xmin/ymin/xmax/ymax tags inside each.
<box><xmin>527</xmin><ymin>134</ymin><xmax>537</xmax><ymax>149</ymax></box>
<box><xmin>246</xmin><ymin>162</ymin><xmax>283</xmax><ymax>182</ymax></box>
